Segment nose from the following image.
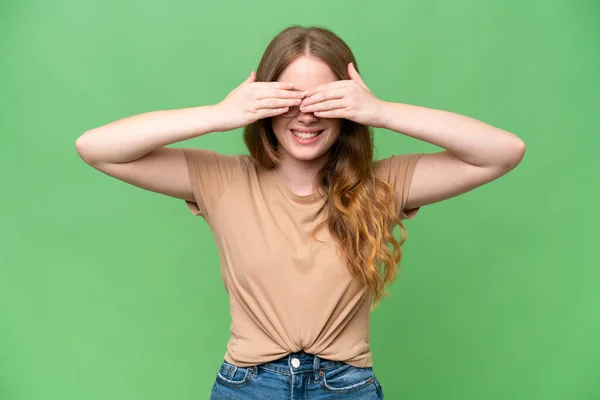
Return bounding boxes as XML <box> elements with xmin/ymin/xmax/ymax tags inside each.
<box><xmin>296</xmin><ymin>109</ymin><xmax>319</xmax><ymax>123</ymax></box>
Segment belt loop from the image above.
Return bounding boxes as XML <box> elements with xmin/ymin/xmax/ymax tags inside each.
<box><xmin>313</xmin><ymin>354</ymin><xmax>321</xmax><ymax>382</ymax></box>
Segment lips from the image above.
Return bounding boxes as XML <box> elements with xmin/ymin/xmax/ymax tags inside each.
<box><xmin>291</xmin><ymin>129</ymin><xmax>324</xmax><ymax>139</ymax></box>
<box><xmin>291</xmin><ymin>128</ymin><xmax>323</xmax><ymax>133</ymax></box>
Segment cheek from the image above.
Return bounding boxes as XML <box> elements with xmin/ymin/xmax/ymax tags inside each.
<box><xmin>271</xmin><ymin>117</ymin><xmax>287</xmax><ymax>136</ymax></box>
<box><xmin>327</xmin><ymin>120</ymin><xmax>342</xmax><ymax>138</ymax></box>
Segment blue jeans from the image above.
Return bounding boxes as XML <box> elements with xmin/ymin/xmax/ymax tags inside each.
<box><xmin>209</xmin><ymin>351</ymin><xmax>384</xmax><ymax>399</ymax></box>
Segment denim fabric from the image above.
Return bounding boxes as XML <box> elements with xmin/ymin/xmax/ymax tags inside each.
<box><xmin>209</xmin><ymin>351</ymin><xmax>384</xmax><ymax>399</ymax></box>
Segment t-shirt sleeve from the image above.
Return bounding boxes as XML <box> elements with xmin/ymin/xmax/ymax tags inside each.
<box><xmin>373</xmin><ymin>153</ymin><xmax>424</xmax><ymax>219</ymax></box>
<box><xmin>181</xmin><ymin>148</ymin><xmax>243</xmax><ymax>219</ymax></box>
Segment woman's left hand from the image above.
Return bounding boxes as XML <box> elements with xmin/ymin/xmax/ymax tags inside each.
<box><xmin>299</xmin><ymin>62</ymin><xmax>387</xmax><ymax>127</ymax></box>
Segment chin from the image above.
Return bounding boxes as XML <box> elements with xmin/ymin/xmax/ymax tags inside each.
<box><xmin>277</xmin><ymin>140</ymin><xmax>325</xmax><ymax>160</ymax></box>
<box><xmin>288</xmin><ymin>149</ymin><xmax>328</xmax><ymax>162</ymax></box>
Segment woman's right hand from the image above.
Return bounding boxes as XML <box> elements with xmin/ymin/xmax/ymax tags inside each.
<box><xmin>213</xmin><ymin>71</ymin><xmax>305</xmax><ymax>132</ymax></box>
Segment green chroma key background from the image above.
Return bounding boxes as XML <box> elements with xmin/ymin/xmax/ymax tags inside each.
<box><xmin>1</xmin><ymin>0</ymin><xmax>598</xmax><ymax>399</ymax></box>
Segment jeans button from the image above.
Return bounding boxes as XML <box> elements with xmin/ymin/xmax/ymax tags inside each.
<box><xmin>291</xmin><ymin>357</ymin><xmax>300</xmax><ymax>368</ymax></box>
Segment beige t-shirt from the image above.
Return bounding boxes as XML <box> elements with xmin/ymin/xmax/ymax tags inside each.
<box><xmin>182</xmin><ymin>148</ymin><xmax>422</xmax><ymax>368</ymax></box>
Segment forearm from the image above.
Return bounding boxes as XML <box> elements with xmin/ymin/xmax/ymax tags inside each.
<box><xmin>75</xmin><ymin>105</ymin><xmax>222</xmax><ymax>163</ymax></box>
<box><xmin>379</xmin><ymin>101</ymin><xmax>525</xmax><ymax>168</ymax></box>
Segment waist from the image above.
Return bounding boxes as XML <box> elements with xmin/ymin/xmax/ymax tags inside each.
<box><xmin>257</xmin><ymin>351</ymin><xmax>349</xmax><ymax>375</ymax></box>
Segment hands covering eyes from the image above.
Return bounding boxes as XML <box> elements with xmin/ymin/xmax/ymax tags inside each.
<box><xmin>292</xmin><ymin>62</ymin><xmax>385</xmax><ymax>127</ymax></box>
<box><xmin>215</xmin><ymin>63</ymin><xmax>385</xmax><ymax>132</ymax></box>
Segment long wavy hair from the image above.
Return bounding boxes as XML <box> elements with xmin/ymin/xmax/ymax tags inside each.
<box><xmin>244</xmin><ymin>26</ymin><xmax>408</xmax><ymax>310</ymax></box>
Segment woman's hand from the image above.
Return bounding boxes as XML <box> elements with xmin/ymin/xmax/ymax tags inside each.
<box><xmin>298</xmin><ymin>63</ymin><xmax>386</xmax><ymax>127</ymax></box>
<box><xmin>214</xmin><ymin>71</ymin><xmax>306</xmax><ymax>132</ymax></box>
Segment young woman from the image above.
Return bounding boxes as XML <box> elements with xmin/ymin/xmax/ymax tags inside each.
<box><xmin>76</xmin><ymin>26</ymin><xmax>525</xmax><ymax>399</ymax></box>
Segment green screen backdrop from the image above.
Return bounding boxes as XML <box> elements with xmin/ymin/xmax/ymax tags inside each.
<box><xmin>1</xmin><ymin>0</ymin><xmax>599</xmax><ymax>399</ymax></box>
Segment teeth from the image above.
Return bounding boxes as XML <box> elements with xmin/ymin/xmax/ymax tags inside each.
<box><xmin>292</xmin><ymin>130</ymin><xmax>321</xmax><ymax>139</ymax></box>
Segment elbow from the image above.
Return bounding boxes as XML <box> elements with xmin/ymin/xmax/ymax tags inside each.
<box><xmin>75</xmin><ymin>132</ymin><xmax>96</xmax><ymax>165</ymax></box>
<box><xmin>502</xmin><ymin>137</ymin><xmax>526</xmax><ymax>171</ymax></box>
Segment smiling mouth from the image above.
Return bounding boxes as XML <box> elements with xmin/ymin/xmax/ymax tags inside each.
<box><xmin>291</xmin><ymin>130</ymin><xmax>324</xmax><ymax>139</ymax></box>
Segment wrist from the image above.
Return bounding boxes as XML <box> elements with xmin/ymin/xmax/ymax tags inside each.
<box><xmin>375</xmin><ymin>100</ymin><xmax>393</xmax><ymax>129</ymax></box>
<box><xmin>195</xmin><ymin>104</ymin><xmax>228</xmax><ymax>133</ymax></box>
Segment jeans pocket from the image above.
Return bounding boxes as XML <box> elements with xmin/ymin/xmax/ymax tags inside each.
<box><xmin>215</xmin><ymin>360</ymin><xmax>253</xmax><ymax>388</ymax></box>
<box><xmin>320</xmin><ymin>363</ymin><xmax>376</xmax><ymax>394</ymax></box>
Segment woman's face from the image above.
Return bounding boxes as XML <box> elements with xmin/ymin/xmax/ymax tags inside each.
<box><xmin>271</xmin><ymin>56</ymin><xmax>342</xmax><ymax>163</ymax></box>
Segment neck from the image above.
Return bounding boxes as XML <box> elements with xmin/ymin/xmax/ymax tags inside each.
<box><xmin>275</xmin><ymin>150</ymin><xmax>328</xmax><ymax>195</ymax></box>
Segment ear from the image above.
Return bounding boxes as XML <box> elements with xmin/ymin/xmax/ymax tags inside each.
<box><xmin>348</xmin><ymin>62</ymin><xmax>366</xmax><ymax>88</ymax></box>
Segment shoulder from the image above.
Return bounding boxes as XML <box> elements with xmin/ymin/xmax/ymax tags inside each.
<box><xmin>372</xmin><ymin>153</ymin><xmax>424</xmax><ymax>219</ymax></box>
<box><xmin>182</xmin><ymin>148</ymin><xmax>251</xmax><ymax>173</ymax></box>
<box><xmin>372</xmin><ymin>153</ymin><xmax>423</xmax><ymax>182</ymax></box>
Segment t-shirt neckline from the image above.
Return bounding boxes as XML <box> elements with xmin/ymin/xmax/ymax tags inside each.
<box><xmin>268</xmin><ymin>167</ymin><xmax>324</xmax><ymax>204</ymax></box>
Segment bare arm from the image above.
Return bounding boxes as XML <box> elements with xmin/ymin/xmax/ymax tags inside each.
<box><xmin>75</xmin><ymin>105</ymin><xmax>223</xmax><ymax>164</ymax></box>
<box><xmin>75</xmin><ymin>106</ymin><xmax>223</xmax><ymax>202</ymax></box>
<box><xmin>298</xmin><ymin>63</ymin><xmax>526</xmax><ymax>212</ymax></box>
<box><xmin>378</xmin><ymin>102</ymin><xmax>526</xmax><ymax>210</ymax></box>
<box><xmin>74</xmin><ymin>72</ymin><xmax>304</xmax><ymax>201</ymax></box>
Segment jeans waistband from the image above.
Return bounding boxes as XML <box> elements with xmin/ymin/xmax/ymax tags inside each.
<box><xmin>257</xmin><ymin>351</ymin><xmax>348</xmax><ymax>377</ymax></box>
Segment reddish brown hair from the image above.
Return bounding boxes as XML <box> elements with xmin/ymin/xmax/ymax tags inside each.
<box><xmin>243</xmin><ymin>26</ymin><xmax>408</xmax><ymax>310</ymax></box>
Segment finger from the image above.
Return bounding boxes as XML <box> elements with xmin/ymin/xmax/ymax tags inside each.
<box><xmin>231</xmin><ymin>71</ymin><xmax>255</xmax><ymax>94</ymax></box>
<box><xmin>253</xmin><ymin>81</ymin><xmax>296</xmax><ymax>90</ymax></box>
<box><xmin>256</xmin><ymin>107</ymin><xmax>290</xmax><ymax>118</ymax></box>
<box><xmin>245</xmin><ymin>71</ymin><xmax>256</xmax><ymax>84</ymax></box>
<box><xmin>348</xmin><ymin>62</ymin><xmax>368</xmax><ymax>89</ymax></box>
<box><xmin>300</xmin><ymin>88</ymin><xmax>345</xmax><ymax>106</ymax></box>
<box><xmin>256</xmin><ymin>89</ymin><xmax>306</xmax><ymax>100</ymax></box>
<box><xmin>256</xmin><ymin>97</ymin><xmax>302</xmax><ymax>110</ymax></box>
<box><xmin>300</xmin><ymin>99</ymin><xmax>345</xmax><ymax>113</ymax></box>
<box><xmin>304</xmin><ymin>81</ymin><xmax>348</xmax><ymax>97</ymax></box>
<box><xmin>313</xmin><ymin>110</ymin><xmax>345</xmax><ymax>119</ymax></box>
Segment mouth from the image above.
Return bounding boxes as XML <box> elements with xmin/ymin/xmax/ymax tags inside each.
<box><xmin>290</xmin><ymin>129</ymin><xmax>325</xmax><ymax>141</ymax></box>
